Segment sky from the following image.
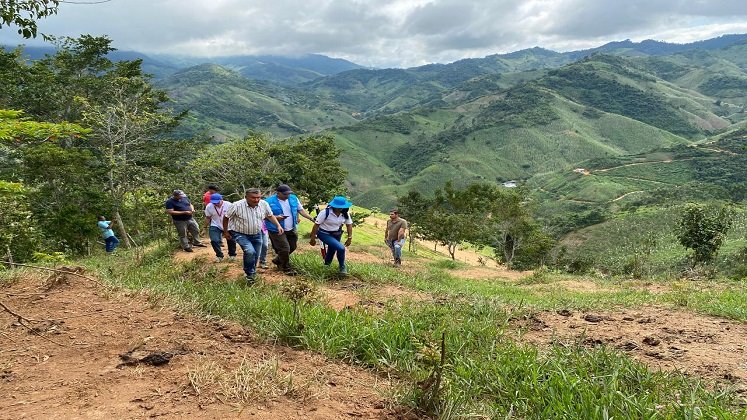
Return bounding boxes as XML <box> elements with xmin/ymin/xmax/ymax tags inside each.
<box><xmin>2</xmin><ymin>0</ymin><xmax>747</xmax><ymax>68</ymax></box>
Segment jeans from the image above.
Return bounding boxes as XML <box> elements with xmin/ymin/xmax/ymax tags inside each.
<box><xmin>259</xmin><ymin>231</ymin><xmax>269</xmax><ymax>264</ymax></box>
<box><xmin>105</xmin><ymin>236</ymin><xmax>120</xmax><ymax>253</ymax></box>
<box><xmin>317</xmin><ymin>230</ymin><xmax>346</xmax><ymax>270</ymax></box>
<box><xmin>209</xmin><ymin>226</ymin><xmax>236</xmax><ymax>258</ymax></box>
<box><xmin>386</xmin><ymin>238</ymin><xmax>406</xmax><ymax>261</ymax></box>
<box><xmin>230</xmin><ymin>231</ymin><xmax>263</xmax><ymax>277</ymax></box>
<box><xmin>268</xmin><ymin>229</ymin><xmax>298</xmax><ymax>272</ymax></box>
<box><xmin>173</xmin><ymin>218</ymin><xmax>203</xmax><ymax>250</ymax></box>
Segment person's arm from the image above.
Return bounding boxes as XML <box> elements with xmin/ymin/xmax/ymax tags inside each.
<box><xmin>222</xmin><ymin>216</ymin><xmax>231</xmax><ymax>239</ymax></box>
<box><xmin>384</xmin><ymin>221</ymin><xmax>390</xmax><ymax>242</ymax></box>
<box><xmin>309</xmin><ymin>223</ymin><xmax>320</xmax><ymax>246</ymax></box>
<box><xmin>345</xmin><ymin>223</ymin><xmax>353</xmax><ymax>247</ymax></box>
<box><xmin>222</xmin><ymin>205</ymin><xmax>232</xmax><ymax>239</ymax></box>
<box><xmin>204</xmin><ymin>206</ymin><xmax>212</xmax><ymax>229</ymax></box>
<box><xmin>165</xmin><ymin>201</ymin><xmax>192</xmax><ymax>216</ymax></box>
<box><xmin>298</xmin><ymin>206</ymin><xmax>315</xmax><ymax>222</ymax></box>
<box><xmin>398</xmin><ymin>225</ymin><xmax>407</xmax><ymax>241</ymax></box>
<box><xmin>266</xmin><ymin>215</ymin><xmax>284</xmax><ymax>235</ymax></box>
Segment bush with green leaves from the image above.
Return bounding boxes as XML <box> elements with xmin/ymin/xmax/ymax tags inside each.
<box><xmin>677</xmin><ymin>203</ymin><xmax>734</xmax><ymax>267</ymax></box>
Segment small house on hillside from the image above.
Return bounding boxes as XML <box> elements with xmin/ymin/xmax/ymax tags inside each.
<box><xmin>502</xmin><ymin>180</ymin><xmax>518</xmax><ymax>188</ymax></box>
<box><xmin>573</xmin><ymin>168</ymin><xmax>590</xmax><ymax>175</ymax></box>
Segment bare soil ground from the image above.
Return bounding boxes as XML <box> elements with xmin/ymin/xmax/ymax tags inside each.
<box><xmin>515</xmin><ymin>307</ymin><xmax>747</xmax><ymax>394</ymax></box>
<box><xmin>0</xmin><ymin>267</ymin><xmax>398</xmax><ymax>419</ymax></box>
<box><xmin>4</xmin><ymin>242</ymin><xmax>746</xmax><ymax>418</ymax></box>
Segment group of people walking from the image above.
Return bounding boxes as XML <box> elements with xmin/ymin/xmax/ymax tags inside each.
<box><xmin>98</xmin><ymin>183</ymin><xmax>409</xmax><ymax>285</ymax></box>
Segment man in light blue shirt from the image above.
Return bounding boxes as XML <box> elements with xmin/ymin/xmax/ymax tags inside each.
<box><xmin>97</xmin><ymin>216</ymin><xmax>120</xmax><ymax>254</ymax></box>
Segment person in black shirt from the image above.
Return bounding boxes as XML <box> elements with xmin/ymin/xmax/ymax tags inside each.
<box><xmin>165</xmin><ymin>189</ymin><xmax>206</xmax><ymax>252</ymax></box>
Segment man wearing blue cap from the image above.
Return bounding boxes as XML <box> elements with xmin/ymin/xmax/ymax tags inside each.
<box><xmin>264</xmin><ymin>184</ymin><xmax>315</xmax><ymax>275</ymax></box>
<box><xmin>204</xmin><ymin>193</ymin><xmax>236</xmax><ymax>262</ymax></box>
<box><xmin>165</xmin><ymin>189</ymin><xmax>206</xmax><ymax>252</ymax></box>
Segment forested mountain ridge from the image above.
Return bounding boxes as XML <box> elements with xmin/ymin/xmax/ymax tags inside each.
<box><xmin>331</xmin><ymin>52</ymin><xmax>738</xmax><ymax>208</ymax></box>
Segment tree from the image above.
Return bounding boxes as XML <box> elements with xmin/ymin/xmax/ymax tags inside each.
<box><xmin>677</xmin><ymin>203</ymin><xmax>733</xmax><ymax>267</ymax></box>
<box><xmin>0</xmin><ymin>109</ymin><xmax>90</xmax><ymax>259</ymax></box>
<box><xmin>399</xmin><ymin>182</ymin><xmax>553</xmax><ymax>266</ymax></box>
<box><xmin>189</xmin><ymin>133</ymin><xmax>347</xmax><ymax>206</ymax></box>
<box><xmin>78</xmin><ymin>73</ymin><xmax>184</xmax><ymax>247</ymax></box>
<box><xmin>0</xmin><ymin>181</ymin><xmax>38</xmax><ymax>264</ymax></box>
<box><xmin>0</xmin><ymin>0</ymin><xmax>60</xmax><ymax>38</ymax></box>
<box><xmin>1</xmin><ymin>38</ymin><xmax>198</xmax><ymax>253</ymax></box>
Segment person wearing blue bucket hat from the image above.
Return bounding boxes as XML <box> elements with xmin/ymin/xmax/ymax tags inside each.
<box><xmin>309</xmin><ymin>195</ymin><xmax>354</xmax><ymax>276</ymax></box>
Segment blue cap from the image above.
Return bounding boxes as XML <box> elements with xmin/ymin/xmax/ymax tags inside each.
<box><xmin>210</xmin><ymin>193</ymin><xmax>223</xmax><ymax>204</ymax></box>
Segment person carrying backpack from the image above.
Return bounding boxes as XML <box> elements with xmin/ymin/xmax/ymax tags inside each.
<box><xmin>309</xmin><ymin>196</ymin><xmax>353</xmax><ymax>276</ymax></box>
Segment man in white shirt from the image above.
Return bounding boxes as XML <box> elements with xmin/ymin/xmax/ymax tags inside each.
<box><xmin>264</xmin><ymin>184</ymin><xmax>315</xmax><ymax>275</ymax></box>
<box><xmin>204</xmin><ymin>193</ymin><xmax>236</xmax><ymax>262</ymax></box>
<box><xmin>223</xmin><ymin>188</ymin><xmax>283</xmax><ymax>284</ymax></box>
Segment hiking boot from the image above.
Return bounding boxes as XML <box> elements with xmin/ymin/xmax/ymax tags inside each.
<box><xmin>245</xmin><ymin>275</ymin><xmax>256</xmax><ymax>286</ymax></box>
<box><xmin>214</xmin><ymin>256</ymin><xmax>223</xmax><ymax>263</ymax></box>
<box><xmin>394</xmin><ymin>258</ymin><xmax>402</xmax><ymax>266</ymax></box>
<box><xmin>260</xmin><ymin>262</ymin><xmax>269</xmax><ymax>269</ymax></box>
<box><xmin>193</xmin><ymin>243</ymin><xmax>207</xmax><ymax>247</ymax></box>
<box><xmin>228</xmin><ymin>256</ymin><xmax>236</xmax><ymax>262</ymax></box>
<box><xmin>184</xmin><ymin>248</ymin><xmax>194</xmax><ymax>253</ymax></box>
<box><xmin>339</xmin><ymin>266</ymin><xmax>348</xmax><ymax>276</ymax></box>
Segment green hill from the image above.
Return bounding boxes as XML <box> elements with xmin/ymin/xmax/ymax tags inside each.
<box><xmin>161</xmin><ymin>64</ymin><xmax>359</xmax><ymax>139</ymax></box>
<box><xmin>331</xmin><ymin>54</ymin><xmax>732</xmax><ymax>208</ymax></box>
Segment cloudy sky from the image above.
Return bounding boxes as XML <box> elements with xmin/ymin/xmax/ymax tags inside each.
<box><xmin>3</xmin><ymin>0</ymin><xmax>747</xmax><ymax>68</ymax></box>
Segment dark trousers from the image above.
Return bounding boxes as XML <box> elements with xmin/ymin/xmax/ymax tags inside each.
<box><xmin>268</xmin><ymin>229</ymin><xmax>298</xmax><ymax>272</ymax></box>
<box><xmin>105</xmin><ymin>236</ymin><xmax>120</xmax><ymax>253</ymax></box>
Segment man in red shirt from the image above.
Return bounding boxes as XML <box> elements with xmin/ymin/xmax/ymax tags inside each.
<box><xmin>202</xmin><ymin>184</ymin><xmax>219</xmax><ymax>206</ymax></box>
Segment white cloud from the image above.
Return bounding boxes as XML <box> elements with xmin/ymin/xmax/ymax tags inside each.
<box><xmin>1</xmin><ymin>0</ymin><xmax>746</xmax><ymax>67</ymax></box>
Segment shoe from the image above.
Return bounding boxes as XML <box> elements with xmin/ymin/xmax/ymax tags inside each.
<box><xmin>339</xmin><ymin>266</ymin><xmax>348</xmax><ymax>276</ymax></box>
<box><xmin>283</xmin><ymin>270</ymin><xmax>297</xmax><ymax>277</ymax></box>
<box><xmin>214</xmin><ymin>256</ymin><xmax>223</xmax><ymax>263</ymax></box>
<box><xmin>245</xmin><ymin>275</ymin><xmax>256</xmax><ymax>286</ymax></box>
<box><xmin>184</xmin><ymin>248</ymin><xmax>194</xmax><ymax>253</ymax></box>
<box><xmin>228</xmin><ymin>256</ymin><xmax>236</xmax><ymax>262</ymax></box>
<box><xmin>394</xmin><ymin>258</ymin><xmax>401</xmax><ymax>266</ymax></box>
<box><xmin>260</xmin><ymin>262</ymin><xmax>269</xmax><ymax>269</ymax></box>
<box><xmin>193</xmin><ymin>243</ymin><xmax>207</xmax><ymax>247</ymax></box>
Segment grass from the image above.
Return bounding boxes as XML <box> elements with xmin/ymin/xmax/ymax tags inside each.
<box><xmin>50</xmin><ymin>241</ymin><xmax>747</xmax><ymax>418</ymax></box>
<box><xmin>188</xmin><ymin>356</ymin><xmax>311</xmax><ymax>404</ymax></box>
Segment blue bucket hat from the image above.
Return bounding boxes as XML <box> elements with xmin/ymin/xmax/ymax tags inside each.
<box><xmin>210</xmin><ymin>193</ymin><xmax>223</xmax><ymax>204</ymax></box>
<box><xmin>328</xmin><ymin>195</ymin><xmax>352</xmax><ymax>209</ymax></box>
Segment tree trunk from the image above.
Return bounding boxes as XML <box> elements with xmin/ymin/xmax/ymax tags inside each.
<box><xmin>114</xmin><ymin>210</ymin><xmax>133</xmax><ymax>248</ymax></box>
<box><xmin>447</xmin><ymin>243</ymin><xmax>457</xmax><ymax>260</ymax></box>
<box><xmin>5</xmin><ymin>245</ymin><xmax>14</xmax><ymax>268</ymax></box>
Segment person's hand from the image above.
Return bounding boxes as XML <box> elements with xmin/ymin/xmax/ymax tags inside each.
<box><xmin>278</xmin><ymin>227</ymin><xmax>285</xmax><ymax>235</ymax></box>
<box><xmin>310</xmin><ymin>238</ymin><xmax>316</xmax><ymax>246</ymax></box>
<box><xmin>345</xmin><ymin>237</ymin><xmax>352</xmax><ymax>247</ymax></box>
<box><xmin>223</xmin><ymin>231</ymin><xmax>232</xmax><ymax>240</ymax></box>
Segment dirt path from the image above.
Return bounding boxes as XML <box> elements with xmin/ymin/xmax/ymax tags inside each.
<box><xmin>0</xmin><ymin>268</ymin><xmax>397</xmax><ymax>419</ymax></box>
<box><xmin>594</xmin><ymin>159</ymin><xmax>676</xmax><ymax>173</ymax></box>
<box><xmin>517</xmin><ymin>307</ymin><xmax>747</xmax><ymax>393</ymax></box>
